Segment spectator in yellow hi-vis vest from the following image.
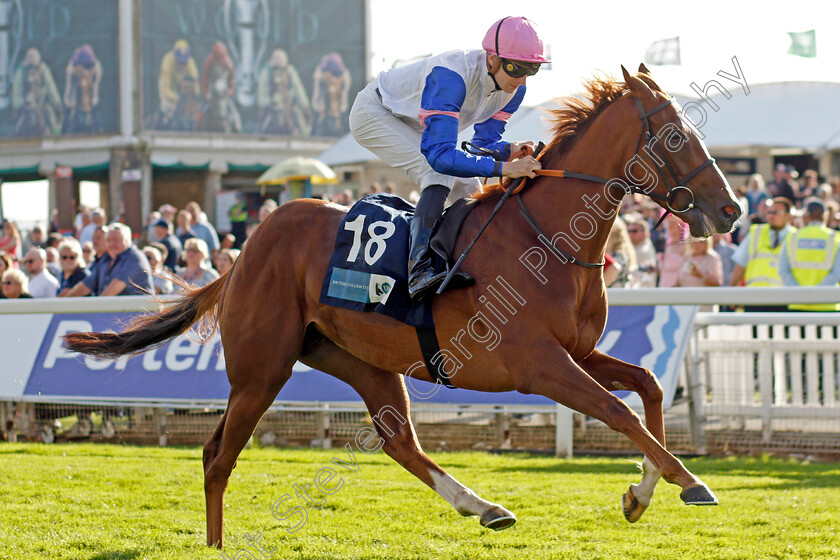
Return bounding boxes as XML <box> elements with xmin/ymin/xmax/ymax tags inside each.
<box><xmin>729</xmin><ymin>197</ymin><xmax>795</xmax><ymax>311</ymax></box>
<box><xmin>227</xmin><ymin>192</ymin><xmax>249</xmax><ymax>250</ymax></box>
<box><xmin>778</xmin><ymin>199</ymin><xmax>840</xmax><ymax>311</ymax></box>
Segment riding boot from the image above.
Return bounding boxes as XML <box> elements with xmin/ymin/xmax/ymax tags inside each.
<box><xmin>408</xmin><ymin>185</ymin><xmax>450</xmax><ymax>301</ymax></box>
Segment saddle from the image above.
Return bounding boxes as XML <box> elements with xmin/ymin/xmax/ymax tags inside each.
<box><xmin>319</xmin><ymin>193</ymin><xmax>481</xmax><ymax>389</ymax></box>
<box><xmin>319</xmin><ymin>193</ymin><xmax>479</xmax><ymax>329</ymax></box>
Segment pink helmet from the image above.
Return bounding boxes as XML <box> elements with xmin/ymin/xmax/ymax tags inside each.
<box><xmin>482</xmin><ymin>17</ymin><xmax>550</xmax><ymax>63</ymax></box>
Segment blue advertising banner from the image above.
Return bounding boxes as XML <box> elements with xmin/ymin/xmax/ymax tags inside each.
<box><xmin>7</xmin><ymin>306</ymin><xmax>697</xmax><ymax>410</ymax></box>
<box><xmin>26</xmin><ymin>313</ymin><xmax>229</xmax><ymax>401</ymax></box>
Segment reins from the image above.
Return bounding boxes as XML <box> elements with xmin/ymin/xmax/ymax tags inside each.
<box><xmin>514</xmin><ymin>194</ymin><xmax>606</xmax><ymax>268</ymax></box>
<box><xmin>520</xmin><ymin>96</ymin><xmax>717</xmax><ymax>231</ymax></box>
<box><xmin>441</xmin><ymin>92</ymin><xmax>719</xmax><ymax>291</ymax></box>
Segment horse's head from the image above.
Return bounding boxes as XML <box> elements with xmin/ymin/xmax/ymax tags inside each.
<box><xmin>621</xmin><ymin>65</ymin><xmax>740</xmax><ymax>237</ymax></box>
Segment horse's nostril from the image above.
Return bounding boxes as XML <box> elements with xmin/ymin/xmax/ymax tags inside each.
<box><xmin>721</xmin><ymin>204</ymin><xmax>739</xmax><ymax>219</ymax></box>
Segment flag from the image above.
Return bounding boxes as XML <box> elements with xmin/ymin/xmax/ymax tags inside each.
<box><xmin>644</xmin><ymin>37</ymin><xmax>681</xmax><ymax>66</ymax></box>
<box><xmin>787</xmin><ymin>30</ymin><xmax>816</xmax><ymax>57</ymax></box>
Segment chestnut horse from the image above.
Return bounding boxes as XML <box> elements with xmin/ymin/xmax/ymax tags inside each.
<box><xmin>64</xmin><ymin>66</ymin><xmax>740</xmax><ymax>548</ymax></box>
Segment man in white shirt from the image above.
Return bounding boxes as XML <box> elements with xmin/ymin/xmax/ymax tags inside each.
<box><xmin>23</xmin><ymin>248</ymin><xmax>59</xmax><ymax>298</ymax></box>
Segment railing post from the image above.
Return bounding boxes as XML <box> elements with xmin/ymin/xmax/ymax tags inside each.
<box><xmin>555</xmin><ymin>404</ymin><xmax>573</xmax><ymax>458</ymax></box>
<box><xmin>686</xmin><ymin>327</ymin><xmax>707</xmax><ymax>454</ymax></box>
<box><xmin>316</xmin><ymin>403</ymin><xmax>331</xmax><ymax>450</ymax></box>
<box><xmin>495</xmin><ymin>410</ymin><xmax>512</xmax><ymax>449</ymax></box>
<box><xmin>154</xmin><ymin>407</ymin><xmax>168</xmax><ymax>447</ymax></box>
<box><xmin>758</xmin><ymin>347</ymin><xmax>773</xmax><ymax>443</ymax></box>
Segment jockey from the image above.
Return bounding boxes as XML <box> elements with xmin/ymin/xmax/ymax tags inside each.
<box><xmin>349</xmin><ymin>16</ymin><xmax>548</xmax><ymax>300</ymax></box>
<box><xmin>158</xmin><ymin>39</ymin><xmax>199</xmax><ymax>119</ymax></box>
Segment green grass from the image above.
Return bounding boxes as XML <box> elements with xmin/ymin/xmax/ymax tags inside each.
<box><xmin>0</xmin><ymin>444</ymin><xmax>838</xmax><ymax>559</ymax></box>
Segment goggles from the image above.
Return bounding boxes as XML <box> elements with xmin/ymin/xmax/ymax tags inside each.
<box><xmin>500</xmin><ymin>58</ymin><xmax>541</xmax><ymax>78</ymax></box>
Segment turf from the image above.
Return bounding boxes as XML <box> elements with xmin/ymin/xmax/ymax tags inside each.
<box><xmin>0</xmin><ymin>443</ymin><xmax>838</xmax><ymax>560</ymax></box>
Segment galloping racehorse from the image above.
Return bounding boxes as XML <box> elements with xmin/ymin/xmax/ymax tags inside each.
<box><xmin>65</xmin><ymin>66</ymin><xmax>740</xmax><ymax>549</ymax></box>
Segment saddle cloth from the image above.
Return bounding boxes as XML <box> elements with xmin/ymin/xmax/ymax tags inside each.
<box><xmin>319</xmin><ymin>193</ymin><xmax>477</xmax><ymax>328</ymax></box>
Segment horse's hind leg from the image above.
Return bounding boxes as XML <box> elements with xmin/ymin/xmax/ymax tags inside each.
<box><xmin>517</xmin><ymin>346</ymin><xmax>716</xmax><ymax>508</ymax></box>
<box><xmin>203</xmin><ymin>411</ymin><xmax>227</xmax><ymax>486</ymax></box>
<box><xmin>204</xmin><ymin>369</ymin><xmax>293</xmax><ymax>548</ymax></box>
<box><xmin>301</xmin><ymin>339</ymin><xmax>516</xmax><ymax>530</ymax></box>
<box><xmin>580</xmin><ymin>349</ymin><xmax>665</xmax><ymax>522</ymax></box>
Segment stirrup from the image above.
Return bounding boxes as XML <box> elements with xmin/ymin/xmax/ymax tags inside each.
<box><xmin>408</xmin><ymin>269</ymin><xmax>447</xmax><ymax>301</ymax></box>
<box><xmin>408</xmin><ymin>268</ymin><xmax>473</xmax><ymax>301</ymax></box>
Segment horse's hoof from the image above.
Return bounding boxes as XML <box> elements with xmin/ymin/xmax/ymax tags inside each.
<box><xmin>480</xmin><ymin>505</ymin><xmax>517</xmax><ymax>531</ymax></box>
<box><xmin>680</xmin><ymin>484</ymin><xmax>719</xmax><ymax>506</ymax></box>
<box><xmin>622</xmin><ymin>487</ymin><xmax>647</xmax><ymax>523</ymax></box>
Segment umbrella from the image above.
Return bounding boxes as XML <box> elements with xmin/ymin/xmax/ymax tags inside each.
<box><xmin>257</xmin><ymin>156</ymin><xmax>338</xmax><ymax>186</ymax></box>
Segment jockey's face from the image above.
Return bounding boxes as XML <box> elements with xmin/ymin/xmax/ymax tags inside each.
<box><xmin>487</xmin><ymin>54</ymin><xmax>529</xmax><ymax>93</ymax></box>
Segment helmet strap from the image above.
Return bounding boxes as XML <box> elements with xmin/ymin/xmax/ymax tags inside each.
<box><xmin>486</xmin><ymin>54</ymin><xmax>502</xmax><ymax>91</ymax></box>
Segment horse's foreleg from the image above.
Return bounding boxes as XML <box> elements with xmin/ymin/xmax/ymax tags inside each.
<box><xmin>579</xmin><ymin>350</ymin><xmax>665</xmax><ymax>522</ymax></box>
<box><xmin>517</xmin><ymin>346</ymin><xmax>716</xmax><ymax>508</ymax></box>
<box><xmin>301</xmin><ymin>341</ymin><xmax>516</xmax><ymax>531</ymax></box>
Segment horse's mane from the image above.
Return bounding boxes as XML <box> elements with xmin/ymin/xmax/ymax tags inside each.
<box><xmin>471</xmin><ymin>73</ymin><xmax>663</xmax><ymax>203</ymax></box>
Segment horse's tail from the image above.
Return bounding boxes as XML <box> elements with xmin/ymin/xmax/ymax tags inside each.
<box><xmin>63</xmin><ymin>276</ymin><xmax>227</xmax><ymax>360</ymax></box>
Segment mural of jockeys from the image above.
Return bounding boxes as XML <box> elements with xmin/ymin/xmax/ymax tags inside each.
<box><xmin>155</xmin><ymin>39</ymin><xmax>201</xmax><ymax>131</ymax></box>
<box><xmin>11</xmin><ymin>47</ymin><xmax>62</xmax><ymax>137</ymax></box>
<box><xmin>197</xmin><ymin>41</ymin><xmax>242</xmax><ymax>133</ymax></box>
<box><xmin>62</xmin><ymin>44</ymin><xmax>103</xmax><ymax>135</ymax></box>
<box><xmin>310</xmin><ymin>52</ymin><xmax>351</xmax><ymax>138</ymax></box>
<box><xmin>257</xmin><ymin>48</ymin><xmax>311</xmax><ymax>136</ymax></box>
<box><xmin>0</xmin><ymin>0</ymin><xmax>23</xmax><ymax>111</ymax></box>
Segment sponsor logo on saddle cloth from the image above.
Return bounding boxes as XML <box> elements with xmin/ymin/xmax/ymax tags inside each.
<box><xmin>320</xmin><ymin>193</ymin><xmax>433</xmax><ymax>327</ymax></box>
<box><xmin>326</xmin><ymin>269</ymin><xmax>395</xmax><ymax>305</ymax></box>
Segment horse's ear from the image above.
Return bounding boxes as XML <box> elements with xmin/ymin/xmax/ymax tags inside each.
<box><xmin>621</xmin><ymin>65</ymin><xmax>632</xmax><ymax>82</ymax></box>
<box><xmin>622</xmin><ymin>65</ymin><xmax>654</xmax><ymax>99</ymax></box>
<box><xmin>638</xmin><ymin>63</ymin><xmax>651</xmax><ymax>75</ymax></box>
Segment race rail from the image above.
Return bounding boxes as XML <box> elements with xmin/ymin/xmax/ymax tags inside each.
<box><xmin>1</xmin><ymin>286</ymin><xmax>838</xmax><ymax>314</ymax></box>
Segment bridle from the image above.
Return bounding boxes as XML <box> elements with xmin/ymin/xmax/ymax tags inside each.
<box><xmin>512</xmin><ymin>94</ymin><xmax>718</xmax><ymax>267</ymax></box>
<box><xmin>629</xmin><ymin>96</ymin><xmax>716</xmax><ymax>225</ymax></box>
<box><xmin>534</xmin><ymin>95</ymin><xmax>716</xmax><ymax>223</ymax></box>
<box><xmin>459</xmin><ymin>92</ymin><xmax>720</xmax><ymax>270</ymax></box>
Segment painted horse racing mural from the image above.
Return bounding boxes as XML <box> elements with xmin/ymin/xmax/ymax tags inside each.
<box><xmin>64</xmin><ymin>66</ymin><xmax>741</xmax><ymax>548</ymax></box>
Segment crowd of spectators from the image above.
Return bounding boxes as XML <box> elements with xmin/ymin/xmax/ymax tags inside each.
<box><xmin>609</xmin><ymin>164</ymin><xmax>840</xmax><ymax>309</ymax></box>
<box><xmin>1</xmin><ymin>169</ymin><xmax>837</xmax><ymax>305</ymax></box>
<box><xmin>0</xmin><ymin>199</ymin><xmax>246</xmax><ymax>300</ymax></box>
<box><xmin>0</xmin><ymin>178</ymin><xmax>389</xmax><ymax>301</ymax></box>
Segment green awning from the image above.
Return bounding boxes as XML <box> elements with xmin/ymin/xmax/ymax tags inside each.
<box><xmin>228</xmin><ymin>163</ymin><xmax>270</xmax><ymax>173</ymax></box>
<box><xmin>0</xmin><ymin>165</ymin><xmax>41</xmax><ymax>182</ymax></box>
<box><xmin>72</xmin><ymin>162</ymin><xmax>110</xmax><ymax>179</ymax></box>
<box><xmin>152</xmin><ymin>161</ymin><xmax>211</xmax><ymax>172</ymax></box>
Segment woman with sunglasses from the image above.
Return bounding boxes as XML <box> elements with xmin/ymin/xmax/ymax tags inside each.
<box><xmin>349</xmin><ymin>16</ymin><xmax>548</xmax><ymax>300</ymax></box>
<box><xmin>56</xmin><ymin>238</ymin><xmax>91</xmax><ymax>297</ymax></box>
<box><xmin>1</xmin><ymin>269</ymin><xmax>33</xmax><ymax>299</ymax></box>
